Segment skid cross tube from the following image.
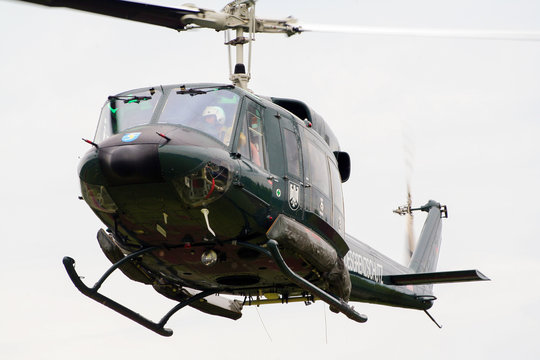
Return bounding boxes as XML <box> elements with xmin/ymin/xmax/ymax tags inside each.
<box><xmin>239</xmin><ymin>240</ymin><xmax>367</xmax><ymax>323</ymax></box>
<box><xmin>93</xmin><ymin>246</ymin><xmax>157</xmax><ymax>291</ymax></box>
<box><xmin>266</xmin><ymin>240</ymin><xmax>367</xmax><ymax>323</ymax></box>
<box><xmin>63</xmin><ymin>252</ymin><xmax>218</xmax><ymax>336</ymax></box>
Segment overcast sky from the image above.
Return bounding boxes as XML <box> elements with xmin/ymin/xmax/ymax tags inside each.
<box><xmin>1</xmin><ymin>0</ymin><xmax>539</xmax><ymax>359</ymax></box>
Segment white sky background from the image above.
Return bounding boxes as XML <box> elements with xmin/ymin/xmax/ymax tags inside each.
<box><xmin>1</xmin><ymin>0</ymin><xmax>539</xmax><ymax>358</ymax></box>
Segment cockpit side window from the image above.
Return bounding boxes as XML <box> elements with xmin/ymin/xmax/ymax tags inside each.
<box><xmin>236</xmin><ymin>100</ymin><xmax>267</xmax><ymax>169</ymax></box>
<box><xmin>237</xmin><ymin>113</ymin><xmax>250</xmax><ymax>160</ymax></box>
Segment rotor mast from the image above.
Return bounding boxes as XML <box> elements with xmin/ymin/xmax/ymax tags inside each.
<box><xmin>180</xmin><ymin>0</ymin><xmax>302</xmax><ymax>90</ymax></box>
<box><xmin>223</xmin><ymin>1</ymin><xmax>254</xmax><ymax>89</ymax></box>
<box><xmin>230</xmin><ymin>25</ymin><xmax>250</xmax><ymax>89</ymax></box>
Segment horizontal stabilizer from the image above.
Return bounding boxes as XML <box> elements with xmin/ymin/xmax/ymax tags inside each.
<box><xmin>383</xmin><ymin>270</ymin><xmax>490</xmax><ymax>286</ymax></box>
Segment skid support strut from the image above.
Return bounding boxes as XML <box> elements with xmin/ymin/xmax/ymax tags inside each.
<box><xmin>240</xmin><ymin>240</ymin><xmax>367</xmax><ymax>323</ymax></box>
<box><xmin>62</xmin><ymin>249</ymin><xmax>218</xmax><ymax>337</ymax></box>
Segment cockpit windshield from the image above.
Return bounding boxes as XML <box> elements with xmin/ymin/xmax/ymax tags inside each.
<box><xmin>159</xmin><ymin>86</ymin><xmax>240</xmax><ymax>146</ymax></box>
<box><xmin>94</xmin><ymin>88</ymin><xmax>162</xmax><ymax>144</ymax></box>
<box><xmin>94</xmin><ymin>85</ymin><xmax>241</xmax><ymax>147</ymax></box>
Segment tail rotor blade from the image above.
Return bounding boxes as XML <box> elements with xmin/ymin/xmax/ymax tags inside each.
<box><xmin>403</xmin><ymin>117</ymin><xmax>416</xmax><ymax>262</ymax></box>
<box><xmin>406</xmin><ymin>185</ymin><xmax>415</xmax><ymax>259</ymax></box>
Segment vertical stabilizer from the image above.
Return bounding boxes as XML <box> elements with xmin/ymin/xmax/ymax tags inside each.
<box><xmin>408</xmin><ymin>200</ymin><xmax>445</xmax><ymax>274</ymax></box>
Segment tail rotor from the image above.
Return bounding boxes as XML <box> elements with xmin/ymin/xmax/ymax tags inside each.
<box><xmin>393</xmin><ymin>184</ymin><xmax>416</xmax><ymax>264</ymax></box>
<box><xmin>405</xmin><ymin>184</ymin><xmax>415</xmax><ymax>259</ymax></box>
<box><xmin>393</xmin><ymin>118</ymin><xmax>416</xmax><ymax>264</ymax></box>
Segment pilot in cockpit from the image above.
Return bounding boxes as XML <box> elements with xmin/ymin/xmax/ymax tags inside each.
<box><xmin>200</xmin><ymin>106</ymin><xmax>232</xmax><ymax>144</ymax></box>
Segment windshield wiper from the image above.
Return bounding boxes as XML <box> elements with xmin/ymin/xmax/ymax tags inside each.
<box><xmin>176</xmin><ymin>84</ymin><xmax>235</xmax><ymax>96</ymax></box>
<box><xmin>108</xmin><ymin>95</ymin><xmax>152</xmax><ymax>104</ymax></box>
<box><xmin>176</xmin><ymin>88</ymin><xmax>206</xmax><ymax>96</ymax></box>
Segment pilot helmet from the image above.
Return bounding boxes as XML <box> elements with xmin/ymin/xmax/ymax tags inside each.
<box><xmin>202</xmin><ymin>106</ymin><xmax>226</xmax><ymax>125</ymax></box>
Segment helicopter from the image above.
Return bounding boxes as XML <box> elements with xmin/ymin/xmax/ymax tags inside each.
<box><xmin>9</xmin><ymin>0</ymin><xmax>493</xmax><ymax>337</ymax></box>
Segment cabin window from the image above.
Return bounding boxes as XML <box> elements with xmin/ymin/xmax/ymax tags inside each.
<box><xmin>306</xmin><ymin>141</ymin><xmax>330</xmax><ymax>197</ymax></box>
<box><xmin>282</xmin><ymin>128</ymin><xmax>301</xmax><ymax>178</ymax></box>
<box><xmin>263</xmin><ymin>110</ymin><xmax>286</xmax><ymax>177</ymax></box>
<box><xmin>329</xmin><ymin>159</ymin><xmax>344</xmax><ymax>214</ymax></box>
<box><xmin>237</xmin><ymin>100</ymin><xmax>267</xmax><ymax>169</ymax></box>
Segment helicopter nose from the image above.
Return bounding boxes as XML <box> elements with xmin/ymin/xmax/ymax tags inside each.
<box><xmin>98</xmin><ymin>143</ymin><xmax>163</xmax><ymax>186</ymax></box>
<box><xmin>80</xmin><ymin>127</ymin><xmax>235</xmax><ymax>215</ymax></box>
<box><xmin>94</xmin><ymin>127</ymin><xmax>233</xmax><ymax>189</ymax></box>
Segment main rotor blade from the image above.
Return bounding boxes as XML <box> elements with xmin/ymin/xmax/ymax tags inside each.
<box><xmin>300</xmin><ymin>24</ymin><xmax>540</xmax><ymax>41</ymax></box>
<box><xmin>15</xmin><ymin>0</ymin><xmax>200</xmax><ymax>31</ymax></box>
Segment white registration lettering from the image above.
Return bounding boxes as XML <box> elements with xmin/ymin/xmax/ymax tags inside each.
<box><xmin>344</xmin><ymin>251</ymin><xmax>384</xmax><ymax>284</ymax></box>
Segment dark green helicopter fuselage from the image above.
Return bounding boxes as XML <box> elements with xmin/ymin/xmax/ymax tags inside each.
<box><xmin>14</xmin><ymin>0</ymin><xmax>489</xmax><ymax>337</ymax></box>
<box><xmin>78</xmin><ymin>83</ymin><xmax>432</xmax><ymax>311</ymax></box>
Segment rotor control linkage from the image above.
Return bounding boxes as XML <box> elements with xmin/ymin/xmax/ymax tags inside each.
<box><xmin>239</xmin><ymin>240</ymin><xmax>367</xmax><ymax>323</ymax></box>
<box><xmin>62</xmin><ymin>249</ymin><xmax>218</xmax><ymax>337</ymax></box>
<box><xmin>393</xmin><ymin>204</ymin><xmax>425</xmax><ymax>216</ymax></box>
<box><xmin>394</xmin><ymin>200</ymin><xmax>447</xmax><ymax>217</ymax></box>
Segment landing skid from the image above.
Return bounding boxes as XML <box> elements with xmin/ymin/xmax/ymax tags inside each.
<box><xmin>62</xmin><ymin>250</ymin><xmax>218</xmax><ymax>337</ymax></box>
<box><xmin>63</xmin><ymin>238</ymin><xmax>365</xmax><ymax>336</ymax></box>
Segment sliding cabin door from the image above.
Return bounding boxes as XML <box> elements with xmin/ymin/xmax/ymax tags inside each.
<box><xmin>278</xmin><ymin>114</ymin><xmax>304</xmax><ymax>221</ymax></box>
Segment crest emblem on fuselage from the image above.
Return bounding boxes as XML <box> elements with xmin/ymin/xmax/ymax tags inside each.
<box><xmin>122</xmin><ymin>132</ymin><xmax>141</xmax><ymax>142</ymax></box>
<box><xmin>289</xmin><ymin>182</ymin><xmax>300</xmax><ymax>210</ymax></box>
